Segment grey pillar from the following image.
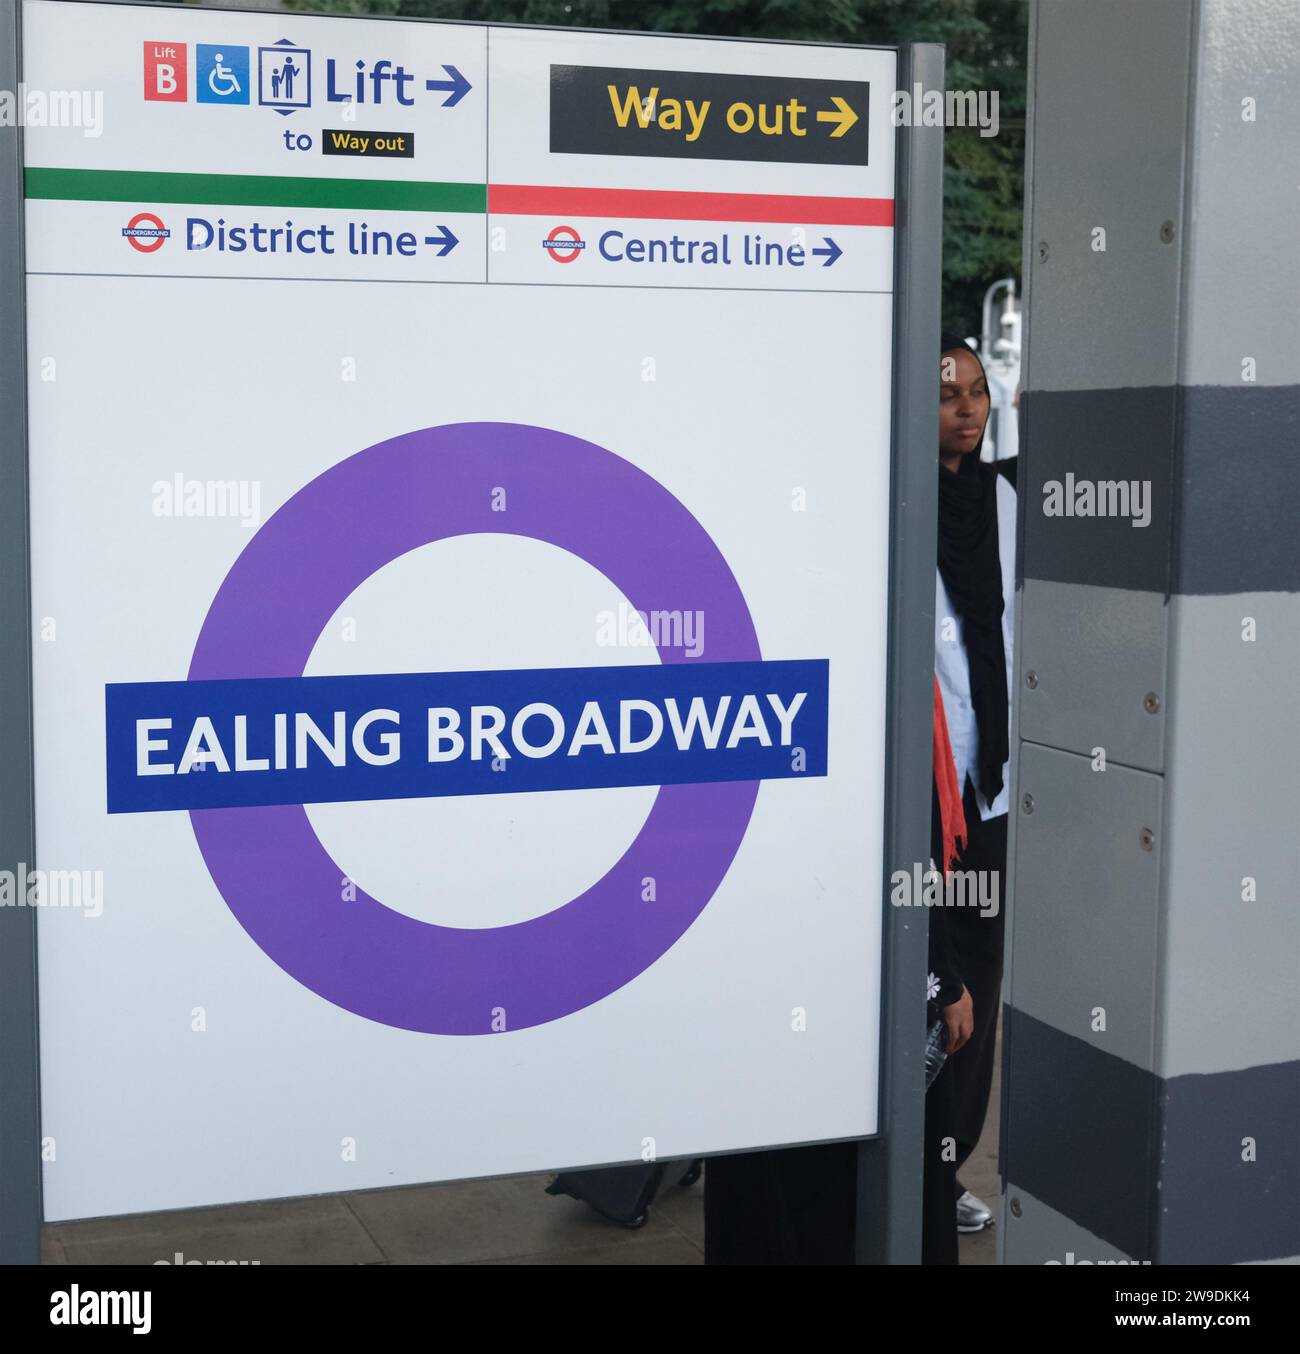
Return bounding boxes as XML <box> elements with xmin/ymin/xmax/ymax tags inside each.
<box><xmin>1002</xmin><ymin>0</ymin><xmax>1299</xmax><ymax>1264</ymax></box>
<box><xmin>856</xmin><ymin>39</ymin><xmax>945</xmax><ymax>1266</ymax></box>
<box><xmin>0</xmin><ymin>0</ymin><xmax>43</xmax><ymax>1268</ymax></box>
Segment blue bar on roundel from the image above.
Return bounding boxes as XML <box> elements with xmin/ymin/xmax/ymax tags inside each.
<box><xmin>104</xmin><ymin>658</ymin><xmax>829</xmax><ymax>813</ymax></box>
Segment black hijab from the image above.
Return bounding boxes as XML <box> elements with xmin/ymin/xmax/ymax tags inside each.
<box><xmin>937</xmin><ymin>335</ymin><xmax>1008</xmax><ymax>804</ymax></box>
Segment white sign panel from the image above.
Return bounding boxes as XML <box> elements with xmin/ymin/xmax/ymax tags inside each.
<box><xmin>22</xmin><ymin>0</ymin><xmax>896</xmax><ymax>1220</ymax></box>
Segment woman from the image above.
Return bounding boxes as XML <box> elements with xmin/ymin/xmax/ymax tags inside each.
<box><xmin>922</xmin><ymin>671</ymin><xmax>974</xmax><ymax>1265</ymax></box>
<box><xmin>705</xmin><ymin>337</ymin><xmax>1014</xmax><ymax>1266</ymax></box>
<box><xmin>931</xmin><ymin>334</ymin><xmax>1015</xmax><ymax>1242</ymax></box>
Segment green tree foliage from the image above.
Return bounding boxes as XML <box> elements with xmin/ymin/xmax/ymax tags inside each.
<box><xmin>286</xmin><ymin>0</ymin><xmax>1026</xmax><ymax>335</ymax></box>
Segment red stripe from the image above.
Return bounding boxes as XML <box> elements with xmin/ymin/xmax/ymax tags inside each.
<box><xmin>489</xmin><ymin>183</ymin><xmax>894</xmax><ymax>227</ymax></box>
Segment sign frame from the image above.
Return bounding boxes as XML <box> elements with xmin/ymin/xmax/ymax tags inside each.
<box><xmin>0</xmin><ymin>0</ymin><xmax>942</xmax><ymax>1264</ymax></box>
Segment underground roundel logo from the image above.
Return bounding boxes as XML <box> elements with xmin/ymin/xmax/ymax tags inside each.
<box><xmin>542</xmin><ymin>225</ymin><xmax>585</xmax><ymax>263</ymax></box>
<box><xmin>104</xmin><ymin>424</ymin><xmax>830</xmax><ymax>1035</ymax></box>
<box><xmin>122</xmin><ymin>212</ymin><xmax>170</xmax><ymax>253</ymax></box>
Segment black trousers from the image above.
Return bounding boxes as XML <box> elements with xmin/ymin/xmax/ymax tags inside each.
<box><xmin>921</xmin><ymin>1051</ymin><xmax>959</xmax><ymax>1264</ymax></box>
<box><xmin>704</xmin><ymin>1141</ymin><xmax>858</xmax><ymax>1264</ymax></box>
<box><xmin>947</xmin><ymin>783</ymin><xmax>1008</xmax><ymax>1172</ymax></box>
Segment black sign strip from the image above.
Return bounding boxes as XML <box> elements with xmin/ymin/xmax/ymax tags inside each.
<box><xmin>550</xmin><ymin>65</ymin><xmax>870</xmax><ymax>167</ymax></box>
<box><xmin>321</xmin><ymin>129</ymin><xmax>415</xmax><ymax>159</ymax></box>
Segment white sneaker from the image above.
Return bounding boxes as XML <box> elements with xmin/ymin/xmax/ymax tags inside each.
<box><xmin>956</xmin><ymin>1189</ymin><xmax>994</xmax><ymax>1233</ymax></box>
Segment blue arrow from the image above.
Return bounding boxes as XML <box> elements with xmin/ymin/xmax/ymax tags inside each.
<box><xmin>811</xmin><ymin>237</ymin><xmax>842</xmax><ymax>267</ymax></box>
<box><xmin>425</xmin><ymin>65</ymin><xmax>471</xmax><ymax>108</ymax></box>
<box><xmin>424</xmin><ymin>225</ymin><xmax>459</xmax><ymax>258</ymax></box>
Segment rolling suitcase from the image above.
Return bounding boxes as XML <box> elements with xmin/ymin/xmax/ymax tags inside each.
<box><xmin>546</xmin><ymin>1158</ymin><xmax>703</xmax><ymax>1229</ymax></box>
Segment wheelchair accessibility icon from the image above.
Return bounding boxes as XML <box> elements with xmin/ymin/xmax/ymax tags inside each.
<box><xmin>196</xmin><ymin>44</ymin><xmax>249</xmax><ymax>105</ymax></box>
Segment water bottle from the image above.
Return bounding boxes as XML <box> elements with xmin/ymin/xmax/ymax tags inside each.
<box><xmin>925</xmin><ymin>1018</ymin><xmax>949</xmax><ymax>1089</ymax></box>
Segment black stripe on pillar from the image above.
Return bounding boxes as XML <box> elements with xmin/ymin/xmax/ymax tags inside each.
<box><xmin>1018</xmin><ymin>384</ymin><xmax>1299</xmax><ymax>596</ymax></box>
<box><xmin>1158</xmin><ymin>1059</ymin><xmax>1300</xmax><ymax>1264</ymax></box>
<box><xmin>1001</xmin><ymin>1005</ymin><xmax>1300</xmax><ymax>1263</ymax></box>
<box><xmin>1019</xmin><ymin>387</ymin><xmax>1176</xmax><ymax>596</ymax></box>
<box><xmin>1174</xmin><ymin>384</ymin><xmax>1300</xmax><ymax>595</ymax></box>
<box><xmin>1001</xmin><ymin>1003</ymin><xmax>1156</xmax><ymax>1258</ymax></box>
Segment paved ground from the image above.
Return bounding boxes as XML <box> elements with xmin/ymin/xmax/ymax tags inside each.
<box><xmin>954</xmin><ymin>1011</ymin><xmax>1002</xmax><ymax>1266</ymax></box>
<box><xmin>43</xmin><ymin>1019</ymin><xmax>1002</xmax><ymax>1266</ymax></box>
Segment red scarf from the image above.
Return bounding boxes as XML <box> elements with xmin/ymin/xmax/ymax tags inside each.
<box><xmin>933</xmin><ymin>676</ymin><xmax>967</xmax><ymax>873</ymax></box>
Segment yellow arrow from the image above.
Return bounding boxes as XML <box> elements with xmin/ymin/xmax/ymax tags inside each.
<box><xmin>816</xmin><ymin>95</ymin><xmax>859</xmax><ymax>138</ymax></box>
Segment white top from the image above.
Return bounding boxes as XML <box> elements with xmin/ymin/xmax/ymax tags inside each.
<box><xmin>935</xmin><ymin>473</ymin><xmax>1016</xmax><ymax>822</ymax></box>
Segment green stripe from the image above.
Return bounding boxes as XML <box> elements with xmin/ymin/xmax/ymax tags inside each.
<box><xmin>24</xmin><ymin>167</ymin><xmax>486</xmax><ymax>214</ymax></box>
